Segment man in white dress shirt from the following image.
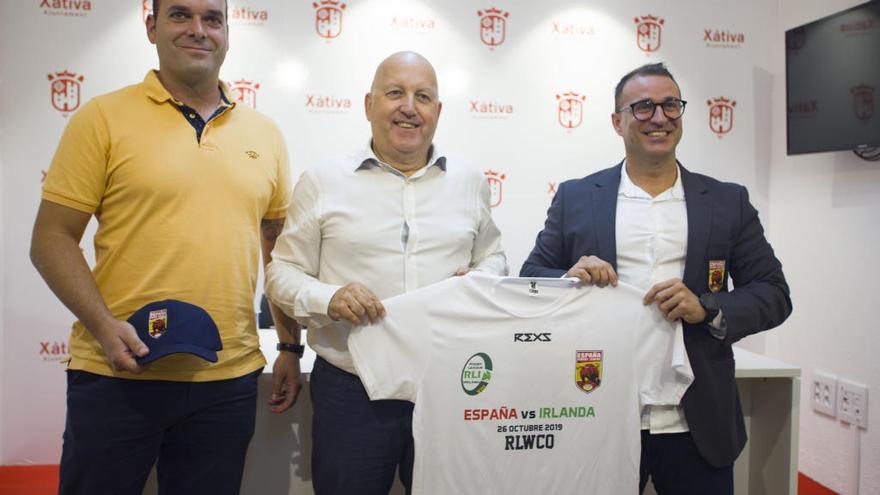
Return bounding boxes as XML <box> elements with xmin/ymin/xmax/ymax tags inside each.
<box><xmin>266</xmin><ymin>51</ymin><xmax>507</xmax><ymax>495</ymax></box>
<box><xmin>520</xmin><ymin>62</ymin><xmax>791</xmax><ymax>494</ymax></box>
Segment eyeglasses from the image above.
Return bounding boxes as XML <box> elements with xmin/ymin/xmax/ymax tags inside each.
<box><xmin>616</xmin><ymin>98</ymin><xmax>687</xmax><ymax>121</ymax></box>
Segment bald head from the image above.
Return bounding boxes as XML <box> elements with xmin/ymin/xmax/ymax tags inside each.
<box><xmin>370</xmin><ymin>51</ymin><xmax>438</xmax><ymax>96</ymax></box>
<box><xmin>365</xmin><ymin>51</ymin><xmax>442</xmax><ymax>175</ymax></box>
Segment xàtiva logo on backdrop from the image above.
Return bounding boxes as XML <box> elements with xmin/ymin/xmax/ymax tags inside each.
<box><xmin>48</xmin><ymin>70</ymin><xmax>84</xmax><ymax>115</ymax></box>
<box><xmin>477</xmin><ymin>7</ymin><xmax>509</xmax><ymax>48</ymax></box>
<box><xmin>40</xmin><ymin>0</ymin><xmax>91</xmax><ymax>17</ymax></box>
<box><xmin>634</xmin><ymin>14</ymin><xmax>664</xmax><ymax>53</ymax></box>
<box><xmin>313</xmin><ymin>0</ymin><xmax>346</xmax><ymax>39</ymax></box>
<box><xmin>484</xmin><ymin>170</ymin><xmax>506</xmax><ymax>208</ymax></box>
<box><xmin>707</xmin><ymin>96</ymin><xmax>736</xmax><ymax>138</ymax></box>
<box><xmin>229</xmin><ymin>80</ymin><xmax>260</xmax><ymax>109</ymax></box>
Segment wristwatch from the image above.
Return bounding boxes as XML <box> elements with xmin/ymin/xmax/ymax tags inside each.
<box><xmin>698</xmin><ymin>293</ymin><xmax>721</xmax><ymax>324</ymax></box>
<box><xmin>276</xmin><ymin>342</ymin><xmax>305</xmax><ymax>357</ymax></box>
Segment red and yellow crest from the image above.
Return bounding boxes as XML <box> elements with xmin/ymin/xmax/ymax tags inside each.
<box><xmin>575</xmin><ymin>350</ymin><xmax>602</xmax><ymax>394</ymax></box>
<box><xmin>148</xmin><ymin>309</ymin><xmax>168</xmax><ymax>339</ymax></box>
<box><xmin>708</xmin><ymin>260</ymin><xmax>726</xmax><ymax>293</ymax></box>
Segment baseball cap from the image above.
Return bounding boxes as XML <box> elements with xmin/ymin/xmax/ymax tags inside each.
<box><xmin>127</xmin><ymin>299</ymin><xmax>223</xmax><ymax>365</ymax></box>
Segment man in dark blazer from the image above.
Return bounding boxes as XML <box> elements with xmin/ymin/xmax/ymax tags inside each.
<box><xmin>520</xmin><ymin>63</ymin><xmax>791</xmax><ymax>494</ymax></box>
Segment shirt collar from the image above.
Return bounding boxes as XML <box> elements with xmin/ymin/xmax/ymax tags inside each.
<box><xmin>143</xmin><ymin>70</ymin><xmax>234</xmax><ymax>109</ymax></box>
<box><xmin>618</xmin><ymin>160</ymin><xmax>685</xmax><ymax>200</ymax></box>
<box><xmin>355</xmin><ymin>140</ymin><xmax>447</xmax><ymax>175</ymax></box>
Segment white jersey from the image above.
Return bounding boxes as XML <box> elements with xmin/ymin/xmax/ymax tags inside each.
<box><xmin>348</xmin><ymin>273</ymin><xmax>694</xmax><ymax>495</ymax></box>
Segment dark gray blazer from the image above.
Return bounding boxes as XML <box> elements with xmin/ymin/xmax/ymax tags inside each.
<box><xmin>520</xmin><ymin>161</ymin><xmax>792</xmax><ymax>467</ymax></box>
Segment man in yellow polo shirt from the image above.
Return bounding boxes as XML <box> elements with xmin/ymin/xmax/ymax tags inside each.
<box><xmin>29</xmin><ymin>1</ymin><xmax>301</xmax><ymax>493</ymax></box>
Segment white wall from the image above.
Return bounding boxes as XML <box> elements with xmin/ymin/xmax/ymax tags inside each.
<box><xmin>767</xmin><ymin>1</ymin><xmax>880</xmax><ymax>494</ymax></box>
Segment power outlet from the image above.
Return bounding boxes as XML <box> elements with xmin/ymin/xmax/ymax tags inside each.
<box><xmin>838</xmin><ymin>380</ymin><xmax>868</xmax><ymax>429</ymax></box>
<box><xmin>811</xmin><ymin>372</ymin><xmax>837</xmax><ymax>417</ymax></box>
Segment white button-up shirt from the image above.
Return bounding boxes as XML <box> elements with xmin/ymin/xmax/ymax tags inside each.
<box><xmin>615</xmin><ymin>162</ymin><xmax>691</xmax><ymax>434</ymax></box>
<box><xmin>266</xmin><ymin>144</ymin><xmax>508</xmax><ymax>373</ymax></box>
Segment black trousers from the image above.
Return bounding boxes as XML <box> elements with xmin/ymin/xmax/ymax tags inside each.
<box><xmin>640</xmin><ymin>430</ymin><xmax>734</xmax><ymax>495</ymax></box>
<box><xmin>59</xmin><ymin>369</ymin><xmax>259</xmax><ymax>495</ymax></box>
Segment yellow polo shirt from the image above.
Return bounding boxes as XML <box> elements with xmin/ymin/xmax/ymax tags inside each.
<box><xmin>43</xmin><ymin>71</ymin><xmax>291</xmax><ymax>381</ymax></box>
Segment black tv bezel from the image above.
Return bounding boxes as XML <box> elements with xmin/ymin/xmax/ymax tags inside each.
<box><xmin>785</xmin><ymin>0</ymin><xmax>880</xmax><ymax>156</ymax></box>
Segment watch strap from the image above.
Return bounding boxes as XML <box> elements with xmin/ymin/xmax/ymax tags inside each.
<box><xmin>276</xmin><ymin>342</ymin><xmax>305</xmax><ymax>357</ymax></box>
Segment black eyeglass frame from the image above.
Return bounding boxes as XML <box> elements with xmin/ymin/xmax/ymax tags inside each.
<box><xmin>616</xmin><ymin>98</ymin><xmax>688</xmax><ymax>121</ymax></box>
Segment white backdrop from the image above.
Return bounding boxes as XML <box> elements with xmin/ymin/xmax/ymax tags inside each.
<box><xmin>1</xmin><ymin>0</ymin><xmax>774</xmax><ymax>464</ymax></box>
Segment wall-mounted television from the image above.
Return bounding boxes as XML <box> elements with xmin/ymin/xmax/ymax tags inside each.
<box><xmin>786</xmin><ymin>1</ymin><xmax>879</xmax><ymax>155</ymax></box>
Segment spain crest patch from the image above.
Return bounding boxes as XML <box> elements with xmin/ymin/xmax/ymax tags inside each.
<box><xmin>708</xmin><ymin>260</ymin><xmax>726</xmax><ymax>293</ymax></box>
<box><xmin>575</xmin><ymin>350</ymin><xmax>602</xmax><ymax>394</ymax></box>
<box><xmin>148</xmin><ymin>309</ymin><xmax>168</xmax><ymax>338</ymax></box>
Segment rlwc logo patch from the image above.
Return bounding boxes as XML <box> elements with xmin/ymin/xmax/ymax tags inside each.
<box><xmin>851</xmin><ymin>85</ymin><xmax>875</xmax><ymax>122</ymax></box>
<box><xmin>148</xmin><ymin>309</ymin><xmax>168</xmax><ymax>338</ymax></box>
<box><xmin>484</xmin><ymin>169</ymin><xmax>506</xmax><ymax>207</ymax></box>
<box><xmin>575</xmin><ymin>350</ymin><xmax>602</xmax><ymax>394</ymax></box>
<box><xmin>707</xmin><ymin>96</ymin><xmax>736</xmax><ymax>137</ymax></box>
<box><xmin>230</xmin><ymin>79</ymin><xmax>260</xmax><ymax>109</ymax></box>
<box><xmin>48</xmin><ymin>70</ymin><xmax>84</xmax><ymax>114</ymax></box>
<box><xmin>634</xmin><ymin>15</ymin><xmax>664</xmax><ymax>52</ymax></box>
<box><xmin>557</xmin><ymin>91</ymin><xmax>586</xmax><ymax>129</ymax></box>
<box><xmin>313</xmin><ymin>0</ymin><xmax>346</xmax><ymax>39</ymax></box>
<box><xmin>461</xmin><ymin>352</ymin><xmax>493</xmax><ymax>396</ymax></box>
<box><xmin>477</xmin><ymin>7</ymin><xmax>508</xmax><ymax>47</ymax></box>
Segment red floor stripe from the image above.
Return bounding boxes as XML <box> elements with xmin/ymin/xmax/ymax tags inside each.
<box><xmin>799</xmin><ymin>472</ymin><xmax>839</xmax><ymax>495</ymax></box>
<box><xmin>0</xmin><ymin>466</ymin><xmax>844</xmax><ymax>494</ymax></box>
<box><xmin>0</xmin><ymin>465</ymin><xmax>59</xmax><ymax>495</ymax></box>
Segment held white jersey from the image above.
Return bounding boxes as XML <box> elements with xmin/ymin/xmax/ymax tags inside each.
<box><xmin>348</xmin><ymin>273</ymin><xmax>694</xmax><ymax>495</ymax></box>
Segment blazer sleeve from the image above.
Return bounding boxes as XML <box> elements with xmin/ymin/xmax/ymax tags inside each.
<box><xmin>717</xmin><ymin>186</ymin><xmax>792</xmax><ymax>343</ymax></box>
<box><xmin>520</xmin><ymin>182</ymin><xmax>571</xmax><ymax>278</ymax></box>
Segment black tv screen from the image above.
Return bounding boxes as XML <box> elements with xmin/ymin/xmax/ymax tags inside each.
<box><xmin>786</xmin><ymin>1</ymin><xmax>880</xmax><ymax>155</ymax></box>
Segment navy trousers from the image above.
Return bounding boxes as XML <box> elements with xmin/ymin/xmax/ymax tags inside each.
<box><xmin>59</xmin><ymin>369</ymin><xmax>260</xmax><ymax>495</ymax></box>
<box><xmin>639</xmin><ymin>430</ymin><xmax>734</xmax><ymax>495</ymax></box>
<box><xmin>310</xmin><ymin>356</ymin><xmax>414</xmax><ymax>495</ymax></box>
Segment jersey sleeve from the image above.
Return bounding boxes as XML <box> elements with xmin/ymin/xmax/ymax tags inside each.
<box><xmin>636</xmin><ymin>308</ymin><xmax>695</xmax><ymax>407</ymax></box>
<box><xmin>42</xmin><ymin>98</ymin><xmax>111</xmax><ymax>213</ymax></box>
<box><xmin>348</xmin><ymin>289</ymin><xmax>437</xmax><ymax>403</ymax></box>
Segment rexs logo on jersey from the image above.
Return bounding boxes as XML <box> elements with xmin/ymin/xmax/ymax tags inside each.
<box><xmin>477</xmin><ymin>7</ymin><xmax>508</xmax><ymax>48</ymax></box>
<box><xmin>557</xmin><ymin>91</ymin><xmax>586</xmax><ymax>129</ymax></box>
<box><xmin>461</xmin><ymin>353</ymin><xmax>493</xmax><ymax>396</ymax></box>
<box><xmin>484</xmin><ymin>169</ymin><xmax>506</xmax><ymax>207</ymax></box>
<box><xmin>48</xmin><ymin>70</ymin><xmax>84</xmax><ymax>115</ymax></box>
<box><xmin>851</xmin><ymin>85</ymin><xmax>875</xmax><ymax>122</ymax></box>
<box><xmin>634</xmin><ymin>15</ymin><xmax>664</xmax><ymax>52</ymax></box>
<box><xmin>575</xmin><ymin>350</ymin><xmax>602</xmax><ymax>394</ymax></box>
<box><xmin>707</xmin><ymin>96</ymin><xmax>736</xmax><ymax>137</ymax></box>
<box><xmin>514</xmin><ymin>332</ymin><xmax>551</xmax><ymax>342</ymax></box>
<box><xmin>313</xmin><ymin>0</ymin><xmax>346</xmax><ymax>39</ymax></box>
<box><xmin>229</xmin><ymin>80</ymin><xmax>260</xmax><ymax>109</ymax></box>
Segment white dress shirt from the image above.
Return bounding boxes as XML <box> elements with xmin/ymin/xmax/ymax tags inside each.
<box><xmin>266</xmin><ymin>143</ymin><xmax>508</xmax><ymax>373</ymax></box>
<box><xmin>615</xmin><ymin>162</ymin><xmax>691</xmax><ymax>434</ymax></box>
